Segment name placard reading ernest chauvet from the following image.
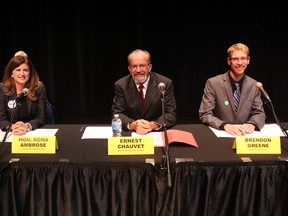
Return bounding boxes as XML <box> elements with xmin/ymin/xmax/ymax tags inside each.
<box><xmin>232</xmin><ymin>136</ymin><xmax>281</xmax><ymax>154</ymax></box>
<box><xmin>108</xmin><ymin>136</ymin><xmax>154</xmax><ymax>155</ymax></box>
<box><xmin>12</xmin><ymin>136</ymin><xmax>58</xmax><ymax>154</ymax></box>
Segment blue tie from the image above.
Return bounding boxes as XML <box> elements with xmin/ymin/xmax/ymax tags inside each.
<box><xmin>234</xmin><ymin>83</ymin><xmax>241</xmax><ymax>111</ymax></box>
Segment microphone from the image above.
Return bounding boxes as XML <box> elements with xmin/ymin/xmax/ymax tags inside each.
<box><xmin>16</xmin><ymin>88</ymin><xmax>29</xmax><ymax>101</ymax></box>
<box><xmin>256</xmin><ymin>82</ymin><xmax>271</xmax><ymax>103</ymax></box>
<box><xmin>158</xmin><ymin>82</ymin><xmax>166</xmax><ymax>93</ymax></box>
<box><xmin>158</xmin><ymin>82</ymin><xmax>172</xmax><ymax>188</ymax></box>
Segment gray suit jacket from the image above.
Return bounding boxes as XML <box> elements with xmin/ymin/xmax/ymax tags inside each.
<box><xmin>199</xmin><ymin>72</ymin><xmax>266</xmax><ymax>130</ymax></box>
<box><xmin>111</xmin><ymin>72</ymin><xmax>177</xmax><ymax>131</ymax></box>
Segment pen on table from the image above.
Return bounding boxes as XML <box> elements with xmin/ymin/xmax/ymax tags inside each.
<box><xmin>79</xmin><ymin>126</ymin><xmax>85</xmax><ymax>133</ymax></box>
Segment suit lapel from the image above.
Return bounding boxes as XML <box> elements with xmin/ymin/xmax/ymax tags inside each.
<box><xmin>141</xmin><ymin>74</ymin><xmax>158</xmax><ymax>116</ymax></box>
<box><xmin>27</xmin><ymin>98</ymin><xmax>32</xmax><ymax>117</ymax></box>
<box><xmin>223</xmin><ymin>73</ymin><xmax>237</xmax><ymax>116</ymax></box>
<box><xmin>128</xmin><ymin>79</ymin><xmax>143</xmax><ymax>115</ymax></box>
<box><xmin>236</xmin><ymin>76</ymin><xmax>247</xmax><ymax>114</ymax></box>
<box><xmin>127</xmin><ymin>73</ymin><xmax>158</xmax><ymax>117</ymax></box>
<box><xmin>223</xmin><ymin>73</ymin><xmax>234</xmax><ymax>106</ymax></box>
<box><xmin>224</xmin><ymin>73</ymin><xmax>248</xmax><ymax>120</ymax></box>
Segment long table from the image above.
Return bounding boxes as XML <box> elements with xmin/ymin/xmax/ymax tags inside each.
<box><xmin>1</xmin><ymin>124</ymin><xmax>288</xmax><ymax>216</ymax></box>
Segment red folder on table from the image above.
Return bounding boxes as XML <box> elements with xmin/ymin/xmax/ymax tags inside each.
<box><xmin>161</xmin><ymin>129</ymin><xmax>198</xmax><ymax>148</ymax></box>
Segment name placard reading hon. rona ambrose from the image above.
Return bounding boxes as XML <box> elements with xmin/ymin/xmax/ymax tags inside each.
<box><xmin>108</xmin><ymin>136</ymin><xmax>154</xmax><ymax>155</ymax></box>
<box><xmin>232</xmin><ymin>136</ymin><xmax>281</xmax><ymax>154</ymax></box>
<box><xmin>12</xmin><ymin>136</ymin><xmax>58</xmax><ymax>154</ymax></box>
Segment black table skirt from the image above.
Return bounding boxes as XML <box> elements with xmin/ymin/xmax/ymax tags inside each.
<box><xmin>1</xmin><ymin>161</ymin><xmax>287</xmax><ymax>216</ymax></box>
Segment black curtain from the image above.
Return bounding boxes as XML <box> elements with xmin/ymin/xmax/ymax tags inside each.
<box><xmin>0</xmin><ymin>1</ymin><xmax>287</xmax><ymax>123</ymax></box>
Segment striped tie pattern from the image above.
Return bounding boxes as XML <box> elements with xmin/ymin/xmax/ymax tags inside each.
<box><xmin>233</xmin><ymin>83</ymin><xmax>241</xmax><ymax>111</ymax></box>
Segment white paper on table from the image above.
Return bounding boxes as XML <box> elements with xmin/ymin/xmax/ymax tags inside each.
<box><xmin>0</xmin><ymin>128</ymin><xmax>59</xmax><ymax>142</ymax></box>
<box><xmin>25</xmin><ymin>128</ymin><xmax>59</xmax><ymax>136</ymax></box>
<box><xmin>209</xmin><ymin>123</ymin><xmax>285</xmax><ymax>138</ymax></box>
<box><xmin>0</xmin><ymin>130</ymin><xmax>13</xmax><ymax>142</ymax></box>
<box><xmin>81</xmin><ymin>126</ymin><xmax>112</xmax><ymax>139</ymax></box>
<box><xmin>259</xmin><ymin>124</ymin><xmax>286</xmax><ymax>136</ymax></box>
<box><xmin>132</xmin><ymin>131</ymin><xmax>164</xmax><ymax>147</ymax></box>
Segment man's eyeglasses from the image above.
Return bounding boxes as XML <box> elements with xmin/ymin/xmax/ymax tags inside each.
<box><xmin>129</xmin><ymin>64</ymin><xmax>149</xmax><ymax>70</ymax></box>
<box><xmin>229</xmin><ymin>57</ymin><xmax>249</xmax><ymax>62</ymax></box>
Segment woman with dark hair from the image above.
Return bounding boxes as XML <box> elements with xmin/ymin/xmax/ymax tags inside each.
<box><xmin>0</xmin><ymin>55</ymin><xmax>47</xmax><ymax>135</ymax></box>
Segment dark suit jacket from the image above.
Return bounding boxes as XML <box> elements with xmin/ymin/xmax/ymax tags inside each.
<box><xmin>199</xmin><ymin>72</ymin><xmax>266</xmax><ymax>130</ymax></box>
<box><xmin>0</xmin><ymin>82</ymin><xmax>47</xmax><ymax>130</ymax></box>
<box><xmin>112</xmin><ymin>72</ymin><xmax>177</xmax><ymax>131</ymax></box>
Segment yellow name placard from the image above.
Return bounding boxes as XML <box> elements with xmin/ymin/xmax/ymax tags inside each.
<box><xmin>108</xmin><ymin>136</ymin><xmax>154</xmax><ymax>155</ymax></box>
<box><xmin>12</xmin><ymin>136</ymin><xmax>58</xmax><ymax>154</ymax></box>
<box><xmin>232</xmin><ymin>136</ymin><xmax>281</xmax><ymax>154</ymax></box>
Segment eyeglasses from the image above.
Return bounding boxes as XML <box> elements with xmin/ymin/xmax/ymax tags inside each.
<box><xmin>129</xmin><ymin>64</ymin><xmax>149</xmax><ymax>70</ymax></box>
<box><xmin>229</xmin><ymin>57</ymin><xmax>249</xmax><ymax>62</ymax></box>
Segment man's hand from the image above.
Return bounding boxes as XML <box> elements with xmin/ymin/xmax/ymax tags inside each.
<box><xmin>224</xmin><ymin>123</ymin><xmax>256</xmax><ymax>136</ymax></box>
<box><xmin>130</xmin><ymin>119</ymin><xmax>160</xmax><ymax>135</ymax></box>
<box><xmin>239</xmin><ymin>123</ymin><xmax>256</xmax><ymax>134</ymax></box>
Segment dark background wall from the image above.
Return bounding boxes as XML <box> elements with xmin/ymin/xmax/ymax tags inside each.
<box><xmin>0</xmin><ymin>1</ymin><xmax>287</xmax><ymax>124</ymax></box>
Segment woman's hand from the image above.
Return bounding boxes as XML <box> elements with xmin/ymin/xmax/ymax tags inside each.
<box><xmin>11</xmin><ymin>121</ymin><xmax>29</xmax><ymax>136</ymax></box>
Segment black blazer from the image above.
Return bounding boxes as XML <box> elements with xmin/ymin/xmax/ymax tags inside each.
<box><xmin>0</xmin><ymin>82</ymin><xmax>47</xmax><ymax>130</ymax></box>
<box><xmin>112</xmin><ymin>72</ymin><xmax>177</xmax><ymax>131</ymax></box>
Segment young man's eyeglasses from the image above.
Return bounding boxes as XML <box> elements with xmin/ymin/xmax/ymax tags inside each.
<box><xmin>229</xmin><ymin>57</ymin><xmax>249</xmax><ymax>62</ymax></box>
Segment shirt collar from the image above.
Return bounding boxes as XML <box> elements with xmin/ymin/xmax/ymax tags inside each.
<box><xmin>229</xmin><ymin>73</ymin><xmax>244</xmax><ymax>86</ymax></box>
<box><xmin>136</xmin><ymin>75</ymin><xmax>150</xmax><ymax>89</ymax></box>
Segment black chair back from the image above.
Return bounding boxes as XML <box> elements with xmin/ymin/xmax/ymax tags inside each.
<box><xmin>45</xmin><ymin>101</ymin><xmax>55</xmax><ymax>124</ymax></box>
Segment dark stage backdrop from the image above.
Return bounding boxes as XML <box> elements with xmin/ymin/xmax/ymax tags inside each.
<box><xmin>0</xmin><ymin>1</ymin><xmax>287</xmax><ymax>124</ymax></box>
